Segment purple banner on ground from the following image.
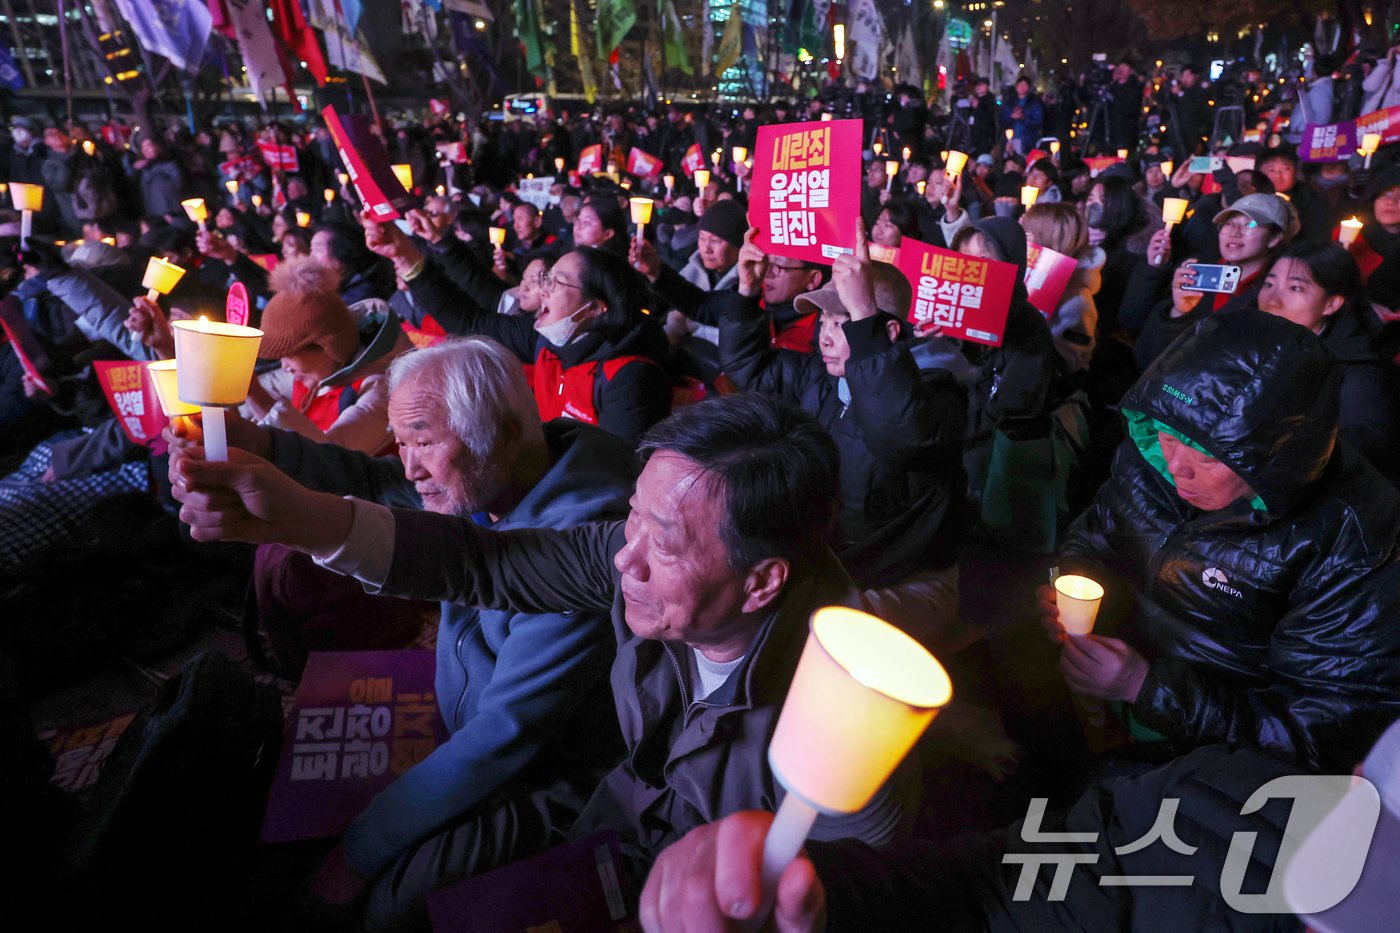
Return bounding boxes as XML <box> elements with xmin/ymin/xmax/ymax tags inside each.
<box><xmin>260</xmin><ymin>650</ymin><xmax>445</xmax><ymax>843</ymax></box>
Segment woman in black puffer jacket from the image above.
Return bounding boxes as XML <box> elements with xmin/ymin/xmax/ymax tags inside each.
<box><xmin>1041</xmin><ymin>310</ymin><xmax>1400</xmax><ymax>774</ymax></box>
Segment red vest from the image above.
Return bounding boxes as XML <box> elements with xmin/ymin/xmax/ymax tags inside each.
<box><xmin>532</xmin><ymin>347</ymin><xmax>650</xmax><ymax>425</ymax></box>
<box><xmin>292</xmin><ymin>376</ymin><xmax>368</xmax><ymax>432</ymax></box>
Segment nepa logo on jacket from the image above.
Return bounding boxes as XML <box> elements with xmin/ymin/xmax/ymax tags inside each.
<box><xmin>1202</xmin><ymin>567</ymin><xmax>1244</xmax><ymax>599</ymax></box>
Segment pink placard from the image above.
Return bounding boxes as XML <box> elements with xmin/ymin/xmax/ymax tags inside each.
<box><xmin>897</xmin><ymin>238</ymin><xmax>1020</xmax><ymax>347</ymax></box>
<box><xmin>627</xmin><ymin>147</ymin><xmax>663</xmax><ymax>180</ymax></box>
<box><xmin>682</xmin><ymin>142</ymin><xmax>705</xmax><ymax>176</ymax></box>
<box><xmin>225</xmin><ymin>281</ymin><xmax>250</xmax><ymax>327</ymax></box>
<box><xmin>93</xmin><ymin>359</ymin><xmax>167</xmax><ymax>445</ymax></box>
<box><xmin>749</xmin><ymin>119</ymin><xmax>863</xmax><ymax>264</ymax></box>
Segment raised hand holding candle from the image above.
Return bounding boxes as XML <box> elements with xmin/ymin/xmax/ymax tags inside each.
<box><xmin>760</xmin><ymin>607</ymin><xmax>952</xmax><ymax>910</ymax></box>
<box><xmin>711</xmin><ymin>149</ymin><xmax>721</xmax><ymax>168</ymax></box>
<box><xmin>143</xmin><ymin>256</ymin><xmax>187</xmax><ymax>303</ymax></box>
<box><xmin>944</xmin><ymin>150</ymin><xmax>969</xmax><ymax>179</ymax></box>
<box><xmin>11</xmin><ymin>182</ymin><xmax>42</xmax><ymax>247</ymax></box>
<box><xmin>251</xmin><ymin>193</ymin><xmax>263</xmax><ymax>208</ymax></box>
<box><xmin>663</xmin><ymin>174</ymin><xmax>675</xmax><ymax>196</ymax></box>
<box><xmin>629</xmin><ymin>197</ymin><xmax>654</xmax><ymax>242</ymax></box>
<box><xmin>296</xmin><ymin>210</ymin><xmax>312</xmax><ymax>228</ymax></box>
<box><xmin>1160</xmin><ymin>160</ymin><xmax>1174</xmax><ymax>180</ymax></box>
<box><xmin>324</xmin><ymin>188</ymin><xmax>335</xmax><ymax>204</ymax></box>
<box><xmin>1339</xmin><ymin>217</ymin><xmax>1364</xmax><ymax>247</ymax></box>
<box><xmin>488</xmin><ymin>226</ymin><xmax>507</xmax><ymax>248</ymax></box>
<box><xmin>1050</xmin><ymin>140</ymin><xmax>1061</xmax><ymax>158</ymax></box>
<box><xmin>694</xmin><ymin>168</ymin><xmax>711</xmax><ymax>192</ymax></box>
<box><xmin>731</xmin><ymin>146</ymin><xmax>748</xmax><ymax>165</ymax></box>
<box><xmin>916</xmin><ymin>179</ymin><xmax>927</xmax><ymax>196</ymax></box>
<box><xmin>1162</xmin><ymin>197</ymin><xmax>1188</xmax><ymax>231</ymax></box>
<box><xmin>1053</xmin><ymin>574</ymin><xmax>1105</xmax><ymax>636</ymax></box>
<box><xmin>225</xmin><ymin>179</ymin><xmax>239</xmax><ymax>196</ymax></box>
<box><xmin>554</xmin><ymin>156</ymin><xmax>565</xmax><ymax>173</ymax></box>
<box><xmin>172</xmin><ymin>317</ymin><xmax>263</xmax><ymax>462</ymax></box>
<box><xmin>885</xmin><ymin>160</ymin><xmax>899</xmax><ymax>192</ymax></box>
<box><xmin>1005</xmin><ymin>128</ymin><xmax>1015</xmax><ymax>143</ymax></box>
<box><xmin>872</xmin><ymin>140</ymin><xmax>883</xmax><ymax>156</ymax></box>
<box><xmin>1021</xmin><ymin>185</ymin><xmax>1039</xmax><ymax>209</ymax></box>
<box><xmin>902</xmin><ymin>146</ymin><xmax>912</xmax><ymax>162</ymax></box>
<box><xmin>1362</xmin><ymin>132</ymin><xmax>1382</xmax><ymax>168</ymax></box>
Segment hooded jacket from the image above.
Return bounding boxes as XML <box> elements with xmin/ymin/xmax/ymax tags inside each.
<box><xmin>264</xmin><ymin>420</ymin><xmax>636</xmax><ymax>877</ymax></box>
<box><xmin>404</xmin><ymin>255</ymin><xmax>672</xmax><ymax>444</ymax></box>
<box><xmin>1061</xmin><ymin>310</ymin><xmax>1400</xmax><ymax>772</ymax></box>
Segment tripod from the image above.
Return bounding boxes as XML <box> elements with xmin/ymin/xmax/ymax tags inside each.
<box><xmin>1083</xmin><ymin>90</ymin><xmax>1113</xmax><ymax>154</ymax></box>
<box><xmin>943</xmin><ymin>100</ymin><xmax>975</xmax><ymax>154</ymax></box>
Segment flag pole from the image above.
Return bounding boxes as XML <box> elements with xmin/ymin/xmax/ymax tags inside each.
<box><xmin>362</xmin><ymin>72</ymin><xmax>383</xmax><ymax>134</ymax></box>
<box><xmin>57</xmin><ymin>0</ymin><xmax>75</xmax><ymax>129</ymax></box>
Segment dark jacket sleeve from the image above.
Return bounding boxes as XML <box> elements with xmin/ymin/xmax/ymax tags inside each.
<box><xmin>226</xmin><ymin>253</ymin><xmax>270</xmax><ymax>300</ymax></box>
<box><xmin>379</xmin><ymin>511</ymin><xmax>623</xmax><ymax>615</ymax></box>
<box><xmin>266</xmin><ymin>426</ymin><xmax>419</xmax><ymax>509</ymax></box>
<box><xmin>985</xmin><ymin>302</ymin><xmax>1056</xmax><ymax>424</ymax></box>
<box><xmin>842</xmin><ymin>316</ymin><xmax>964</xmax><ymax>463</ymax></box>
<box><xmin>652</xmin><ymin>262</ymin><xmax>709</xmax><ymax>318</ymax></box>
<box><xmin>716</xmin><ymin>291</ymin><xmax>816</xmax><ymax>402</ymax></box>
<box><xmin>597</xmin><ymin>359</ymin><xmax>673</xmax><ymax>445</ymax></box>
<box><xmin>1118</xmin><ymin>256</ymin><xmax>1172</xmax><ymax>337</ymax></box>
<box><xmin>1133</xmin><ymin>300</ymin><xmax>1202</xmax><ymax>371</ymax></box>
<box><xmin>425</xmin><ymin>237</ymin><xmax>507</xmax><ymax>312</ymax></box>
<box><xmin>405</xmin><ymin>259</ymin><xmax>539</xmax><ymax>361</ymax></box>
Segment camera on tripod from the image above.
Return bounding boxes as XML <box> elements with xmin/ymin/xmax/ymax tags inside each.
<box><xmin>1079</xmin><ymin>53</ymin><xmax>1114</xmax><ymax>105</ymax></box>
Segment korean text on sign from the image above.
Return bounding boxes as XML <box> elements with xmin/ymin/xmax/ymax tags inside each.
<box><xmin>289</xmin><ymin>677</ymin><xmax>437</xmax><ymax>783</ymax></box>
<box><xmin>768</xmin><ymin>128</ymin><xmax>832</xmax><ymax>249</ymax></box>
<box><xmin>912</xmin><ymin>253</ymin><xmax>988</xmax><ymax>332</ymax></box>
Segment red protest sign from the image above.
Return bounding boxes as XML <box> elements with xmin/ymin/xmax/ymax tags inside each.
<box><xmin>257</xmin><ymin>140</ymin><xmax>300</xmax><ymax>173</ymax></box>
<box><xmin>1085</xmin><ymin>156</ymin><xmax>1122</xmax><ymax>177</ymax></box>
<box><xmin>93</xmin><ymin>359</ymin><xmax>167</xmax><ymax>446</ymax></box>
<box><xmin>226</xmin><ymin>281</ymin><xmax>251</xmax><ymax>327</ymax></box>
<box><xmin>435</xmin><ymin>141</ymin><xmax>468</xmax><ymax>165</ymax></box>
<box><xmin>897</xmin><ymin>239</ymin><xmax>1020</xmax><ymax>347</ymax></box>
<box><xmin>750</xmin><ymin>119</ymin><xmax>863</xmax><ymax>264</ymax></box>
<box><xmin>682</xmin><ymin>143</ymin><xmax>705</xmax><ymax>176</ymax></box>
<box><xmin>627</xmin><ymin>147</ymin><xmax>663</xmax><ymax>180</ymax></box>
<box><xmin>577</xmin><ymin>144</ymin><xmax>603</xmax><ymax>175</ymax></box>
<box><xmin>1024</xmin><ymin>243</ymin><xmax>1079</xmax><ymax>318</ymax></box>
<box><xmin>322</xmin><ymin>105</ymin><xmax>414</xmax><ymax>221</ymax></box>
<box><xmin>0</xmin><ymin>296</ymin><xmax>51</xmax><ymax>391</ymax></box>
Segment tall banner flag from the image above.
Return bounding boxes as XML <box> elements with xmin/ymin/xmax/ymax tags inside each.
<box><xmin>270</xmin><ymin>0</ymin><xmax>329</xmax><ymax>85</ymax></box>
<box><xmin>0</xmin><ymin>46</ymin><xmax>23</xmax><ymax>91</ymax></box>
<box><xmin>571</xmin><ymin>1</ymin><xmax>599</xmax><ymax>102</ymax></box>
<box><xmin>895</xmin><ymin>24</ymin><xmax>920</xmax><ymax>88</ymax></box>
<box><xmin>849</xmin><ymin>0</ymin><xmax>884</xmax><ymax>80</ymax></box>
<box><xmin>749</xmin><ymin>120</ymin><xmax>863</xmax><ymax>264</ymax></box>
<box><xmin>660</xmin><ymin>0</ymin><xmax>692</xmax><ymax>75</ymax></box>
<box><xmin>596</xmin><ymin>0</ymin><xmax>637</xmax><ymax>58</ymax></box>
<box><xmin>897</xmin><ymin>240</ymin><xmax>1019</xmax><ymax>347</ymax></box>
<box><xmin>226</xmin><ymin>0</ymin><xmax>290</xmax><ymax>104</ymax></box>
<box><xmin>309</xmin><ymin>0</ymin><xmax>386</xmax><ymax>83</ymax></box>
<box><xmin>714</xmin><ymin>2</ymin><xmax>742</xmax><ymax>77</ymax></box>
<box><xmin>112</xmin><ymin>0</ymin><xmax>212</xmax><ymax>71</ymax></box>
<box><xmin>514</xmin><ymin>0</ymin><xmax>546</xmax><ymax>77</ymax></box>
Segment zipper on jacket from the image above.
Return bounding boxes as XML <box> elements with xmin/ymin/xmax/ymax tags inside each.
<box><xmin>664</xmin><ymin>643</ymin><xmax>691</xmax><ymax>708</ymax></box>
<box><xmin>453</xmin><ymin>616</ymin><xmax>485</xmax><ymax>731</ymax></box>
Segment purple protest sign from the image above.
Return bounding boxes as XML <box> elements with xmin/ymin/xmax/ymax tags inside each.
<box><xmin>260</xmin><ymin>650</ymin><xmax>445</xmax><ymax>843</ymax></box>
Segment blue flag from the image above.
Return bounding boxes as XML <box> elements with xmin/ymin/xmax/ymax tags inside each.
<box><xmin>0</xmin><ymin>46</ymin><xmax>23</xmax><ymax>91</ymax></box>
<box><xmin>112</xmin><ymin>0</ymin><xmax>211</xmax><ymax>72</ymax></box>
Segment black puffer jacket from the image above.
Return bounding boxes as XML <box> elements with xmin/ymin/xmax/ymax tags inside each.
<box><xmin>718</xmin><ymin>291</ymin><xmax>968</xmax><ymax>587</ymax></box>
<box><xmin>1061</xmin><ymin>309</ymin><xmax>1400</xmax><ymax>772</ymax></box>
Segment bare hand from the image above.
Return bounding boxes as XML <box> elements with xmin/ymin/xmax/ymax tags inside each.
<box><xmin>640</xmin><ymin>811</ymin><xmax>826</xmax><ymax>933</ymax></box>
<box><xmin>831</xmin><ymin>221</ymin><xmax>878</xmax><ymax>321</ymax></box>
<box><xmin>361</xmin><ymin>209</ymin><xmax>423</xmax><ymax>273</ymax></box>
<box><xmin>943</xmin><ymin>172</ymin><xmax>964</xmax><ymax>221</ymax></box>
<box><xmin>629</xmin><ymin>237</ymin><xmax>662</xmax><ymax>282</ymax></box>
<box><xmin>1148</xmin><ymin>227</ymin><xmax>1172</xmax><ymax>268</ymax></box>
<box><xmin>1170</xmin><ymin>260</ymin><xmax>1204</xmax><ymax>317</ymax></box>
<box><xmin>1035</xmin><ymin>584</ymin><xmax>1065</xmax><ymax>644</ymax></box>
<box><xmin>736</xmin><ymin>227</ymin><xmax>768</xmax><ymax>298</ymax></box>
<box><xmin>197</xmin><ymin>229</ymin><xmax>239</xmax><ymax>263</ymax></box>
<box><xmin>1058</xmin><ymin>635</ymin><xmax>1150</xmax><ymax>703</ymax></box>
<box><xmin>664</xmin><ymin>309</ymin><xmax>692</xmax><ymax>349</ymax></box>
<box><xmin>125</xmin><ymin>296</ymin><xmax>175</xmax><ymax>357</ymax></box>
<box><xmin>21</xmin><ymin>370</ymin><xmax>54</xmax><ymax>397</ymax></box>
<box><xmin>168</xmin><ymin>445</ymin><xmax>352</xmax><ymax>553</ymax></box>
<box><xmin>405</xmin><ymin>208</ymin><xmax>444</xmax><ymax>244</ymax></box>
<box><xmin>164</xmin><ymin>409</ymin><xmax>270</xmax><ymax>460</ymax></box>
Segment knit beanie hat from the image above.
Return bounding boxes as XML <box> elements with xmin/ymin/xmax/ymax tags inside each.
<box><xmin>697</xmin><ymin>199</ymin><xmax>748</xmax><ymax>248</ymax></box>
<box><xmin>258</xmin><ymin>257</ymin><xmax>359</xmax><ymax>363</ymax></box>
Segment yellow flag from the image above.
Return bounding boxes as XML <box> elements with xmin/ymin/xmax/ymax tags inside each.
<box><xmin>573</xmin><ymin>2</ymin><xmax>598</xmax><ymax>103</ymax></box>
<box><xmin>570</xmin><ymin>1</ymin><xmax>580</xmax><ymax>56</ymax></box>
<box><xmin>714</xmin><ymin>5</ymin><xmax>742</xmax><ymax>77</ymax></box>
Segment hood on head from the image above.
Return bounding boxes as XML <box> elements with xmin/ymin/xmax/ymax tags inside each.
<box><xmin>1120</xmin><ymin>309</ymin><xmax>1340</xmax><ymax>516</ymax></box>
<box><xmin>972</xmin><ymin>216</ymin><xmax>1029</xmax><ymax>279</ymax></box>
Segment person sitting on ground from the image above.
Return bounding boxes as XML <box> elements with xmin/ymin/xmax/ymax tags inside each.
<box><xmin>170</xmin><ymin>392</ymin><xmax>923</xmax><ymax>931</ymax></box>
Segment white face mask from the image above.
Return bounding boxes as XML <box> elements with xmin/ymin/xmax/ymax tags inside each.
<box><xmin>534</xmin><ymin>300</ymin><xmax>593</xmax><ymax>348</ymax></box>
<box><xmin>11</xmin><ymin>128</ymin><xmax>31</xmax><ymax>147</ymax></box>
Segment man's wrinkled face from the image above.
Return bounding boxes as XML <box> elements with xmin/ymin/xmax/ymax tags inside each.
<box><xmin>697</xmin><ymin>230</ymin><xmax>738</xmax><ymax>271</ymax></box>
<box><xmin>613</xmin><ymin>452</ymin><xmax>756</xmax><ymax>652</ymax></box>
<box><xmin>513</xmin><ymin>204</ymin><xmax>541</xmax><ymax>242</ymax></box>
<box><xmin>762</xmin><ymin>259</ymin><xmax>821</xmax><ymax>307</ymax></box>
<box><xmin>389</xmin><ymin>374</ymin><xmax>499</xmax><ymax>517</ymax></box>
<box><xmin>1159</xmin><ymin>433</ymin><xmax>1256</xmax><ymax>511</ymax></box>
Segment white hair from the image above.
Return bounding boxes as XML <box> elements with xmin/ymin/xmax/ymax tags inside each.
<box><xmin>386</xmin><ymin>337</ymin><xmax>543</xmax><ymax>459</ymax></box>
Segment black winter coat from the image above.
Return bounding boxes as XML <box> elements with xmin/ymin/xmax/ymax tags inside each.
<box><xmin>1062</xmin><ymin>310</ymin><xmax>1400</xmax><ymax>772</ymax></box>
<box><xmin>718</xmin><ymin>292</ymin><xmax>968</xmax><ymax>587</ymax></box>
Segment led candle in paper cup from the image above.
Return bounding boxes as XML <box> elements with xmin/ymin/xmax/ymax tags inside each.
<box><xmin>181</xmin><ymin>197</ymin><xmax>208</xmax><ymax>226</ymax></box>
<box><xmin>324</xmin><ymin>188</ymin><xmax>335</xmax><ymax>204</ymax></box>
<box><xmin>1021</xmin><ymin>185</ymin><xmax>1039</xmax><ymax>209</ymax></box>
<box><xmin>11</xmin><ymin>182</ymin><xmax>41</xmax><ymax>247</ymax></box>
<box><xmin>1053</xmin><ymin>574</ymin><xmax>1105</xmax><ymax>636</ymax></box>
<box><xmin>663</xmin><ymin>174</ymin><xmax>675</xmax><ymax>194</ymax></box>
<box><xmin>1117</xmin><ymin>149</ymin><xmax>1129</xmax><ymax>160</ymax></box>
<box><xmin>146</xmin><ymin>360</ymin><xmax>200</xmax><ymax>417</ymax></box>
<box><xmin>1005</xmin><ymin>128</ymin><xmax>1014</xmax><ymax>142</ymax></box>
<box><xmin>82</xmin><ymin>140</ymin><xmax>96</xmax><ymax>156</ymax></box>
<box><xmin>1338</xmin><ymin>217</ymin><xmax>1364</xmax><ymax>247</ymax></box>
<box><xmin>391</xmin><ymin>163</ymin><xmax>413</xmax><ymax>191</ymax></box>
<box><xmin>885</xmin><ymin>160</ymin><xmax>900</xmax><ymax>191</ymax></box>
<box><xmin>554</xmin><ymin>156</ymin><xmax>565</xmax><ymax>173</ymax></box>
<box><xmin>1160</xmin><ymin>160</ymin><xmax>1174</xmax><ymax>180</ymax></box>
<box><xmin>251</xmin><ymin>194</ymin><xmax>263</xmax><ymax>208</ymax></box>
<box><xmin>873</xmin><ymin>140</ymin><xmax>883</xmax><ymax>156</ymax></box>
<box><xmin>1162</xmin><ymin>197</ymin><xmax>1188</xmax><ymax>229</ymax></box>
<box><xmin>694</xmin><ymin>169</ymin><xmax>711</xmax><ymax>191</ymax></box>
<box><xmin>902</xmin><ymin>146</ymin><xmax>912</xmax><ymax>162</ymax></box>
<box><xmin>820</xmin><ymin>113</ymin><xmax>833</xmax><ymax>122</ymax></box>
<box><xmin>761</xmin><ymin>607</ymin><xmax>952</xmax><ymax>894</ymax></box>
<box><xmin>172</xmin><ymin>318</ymin><xmax>264</xmax><ymax>462</ymax></box>
<box><xmin>1050</xmin><ymin>140</ymin><xmax>1061</xmax><ymax>157</ymax></box>
<box><xmin>711</xmin><ymin>149</ymin><xmax>721</xmax><ymax>167</ymax></box>
<box><xmin>916</xmin><ymin>180</ymin><xmax>927</xmax><ymax>196</ymax></box>
<box><xmin>488</xmin><ymin>227</ymin><xmax>507</xmax><ymax>248</ymax></box>
<box><xmin>337</xmin><ymin>171</ymin><xmax>350</xmax><ymax>187</ymax></box>
<box><xmin>296</xmin><ymin>210</ymin><xmax>312</xmax><ymax>228</ymax></box>
<box><xmin>732</xmin><ymin>146</ymin><xmax>749</xmax><ymax>165</ymax></box>
<box><xmin>142</xmin><ymin>256</ymin><xmax>187</xmax><ymax>302</ymax></box>
<box><xmin>1361</xmin><ymin>132</ymin><xmax>1382</xmax><ymax>154</ymax></box>
<box><xmin>225</xmin><ymin>179</ymin><xmax>239</xmax><ymax>195</ymax></box>
<box><xmin>944</xmin><ymin>151</ymin><xmax>969</xmax><ymax>179</ymax></box>
<box><xmin>629</xmin><ymin>196</ymin><xmax>654</xmax><ymax>227</ymax></box>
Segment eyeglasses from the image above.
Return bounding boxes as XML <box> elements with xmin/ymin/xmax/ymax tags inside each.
<box><xmin>1376</xmin><ymin>189</ymin><xmax>1400</xmax><ymax>204</ymax></box>
<box><xmin>541</xmin><ymin>270</ymin><xmax>583</xmax><ymax>293</ymax></box>
<box><xmin>765</xmin><ymin>263</ymin><xmax>807</xmax><ymax>278</ymax></box>
<box><xmin>1219</xmin><ymin>219</ymin><xmax>1261</xmax><ymax>235</ymax></box>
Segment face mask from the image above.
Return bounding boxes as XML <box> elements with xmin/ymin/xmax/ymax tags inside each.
<box><xmin>1086</xmin><ymin>202</ymin><xmax>1105</xmax><ymax>229</ymax></box>
<box><xmin>534</xmin><ymin>300</ymin><xmax>592</xmax><ymax>347</ymax></box>
<box><xmin>11</xmin><ymin>129</ymin><xmax>31</xmax><ymax>147</ymax></box>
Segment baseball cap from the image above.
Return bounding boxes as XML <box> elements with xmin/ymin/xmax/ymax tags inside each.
<box><xmin>794</xmin><ymin>262</ymin><xmax>911</xmax><ymax>319</ymax></box>
<box><xmin>1284</xmin><ymin>718</ymin><xmax>1400</xmax><ymax>931</ymax></box>
<box><xmin>1214</xmin><ymin>192</ymin><xmax>1290</xmax><ymax>231</ymax></box>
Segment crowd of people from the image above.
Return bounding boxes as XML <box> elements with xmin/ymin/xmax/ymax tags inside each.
<box><xmin>5</xmin><ymin>50</ymin><xmax>1400</xmax><ymax>931</ymax></box>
